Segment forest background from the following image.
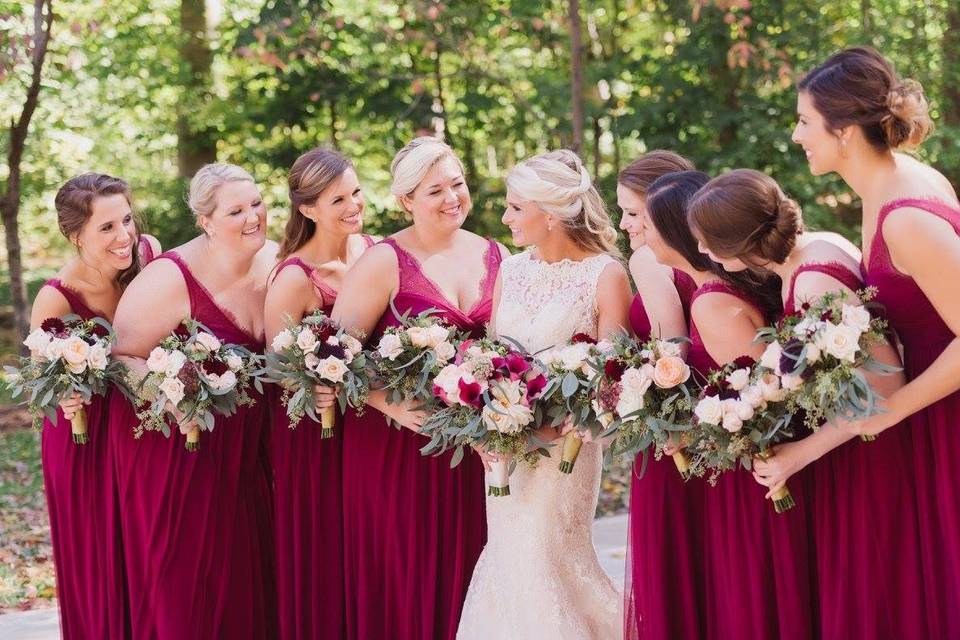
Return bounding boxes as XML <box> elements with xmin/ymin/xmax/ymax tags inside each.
<box><xmin>0</xmin><ymin>0</ymin><xmax>956</xmax><ymax>611</ymax></box>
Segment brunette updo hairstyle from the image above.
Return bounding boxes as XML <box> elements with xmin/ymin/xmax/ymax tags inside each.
<box><xmin>797</xmin><ymin>46</ymin><xmax>933</xmax><ymax>150</ymax></box>
<box><xmin>617</xmin><ymin>150</ymin><xmax>696</xmax><ymax>196</ymax></box>
<box><xmin>688</xmin><ymin>169</ymin><xmax>803</xmax><ymax>268</ymax></box>
<box><xmin>54</xmin><ymin>172</ymin><xmax>143</xmax><ymax>287</ymax></box>
<box><xmin>279</xmin><ymin>148</ymin><xmax>353</xmax><ymax>260</ymax></box>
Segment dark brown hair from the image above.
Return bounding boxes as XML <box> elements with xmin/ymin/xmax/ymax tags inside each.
<box><xmin>279</xmin><ymin>148</ymin><xmax>352</xmax><ymax>260</ymax></box>
<box><xmin>797</xmin><ymin>46</ymin><xmax>932</xmax><ymax>150</ymax></box>
<box><xmin>54</xmin><ymin>173</ymin><xmax>143</xmax><ymax>287</ymax></box>
<box><xmin>688</xmin><ymin>169</ymin><xmax>803</xmax><ymax>268</ymax></box>
<box><xmin>617</xmin><ymin>150</ymin><xmax>696</xmax><ymax>196</ymax></box>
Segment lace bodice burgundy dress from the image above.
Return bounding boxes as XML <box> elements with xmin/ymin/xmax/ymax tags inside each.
<box><xmin>457</xmin><ymin>251</ymin><xmax>622</xmax><ymax>640</ymax></box>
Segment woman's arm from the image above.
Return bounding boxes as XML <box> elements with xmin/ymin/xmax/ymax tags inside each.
<box><xmin>629</xmin><ymin>247</ymin><xmax>686</xmax><ymax>341</ymax></box>
<box><xmin>595</xmin><ymin>261</ymin><xmax>633</xmax><ymax>340</ymax></box>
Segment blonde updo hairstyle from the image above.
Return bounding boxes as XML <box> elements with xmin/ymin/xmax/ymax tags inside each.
<box><xmin>390</xmin><ymin>136</ymin><xmax>466</xmax><ymax>210</ymax></box>
<box><xmin>505</xmin><ymin>150</ymin><xmax>621</xmax><ymax>258</ymax></box>
<box><xmin>187</xmin><ymin>163</ymin><xmax>257</xmax><ymax>232</ymax></box>
<box><xmin>688</xmin><ymin>169</ymin><xmax>803</xmax><ymax>268</ymax></box>
<box><xmin>797</xmin><ymin>46</ymin><xmax>933</xmax><ymax>150</ymax></box>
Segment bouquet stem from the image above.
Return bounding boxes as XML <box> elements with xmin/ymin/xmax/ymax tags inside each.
<box><xmin>671</xmin><ymin>451</ymin><xmax>691</xmax><ymax>480</ymax></box>
<box><xmin>486</xmin><ymin>459</ymin><xmax>511</xmax><ymax>497</ymax></box>
<box><xmin>70</xmin><ymin>407</ymin><xmax>88</xmax><ymax>445</ymax></box>
<box><xmin>185</xmin><ymin>427</ymin><xmax>200</xmax><ymax>452</ymax></box>
<box><xmin>320</xmin><ymin>405</ymin><xmax>336</xmax><ymax>439</ymax></box>
<box><xmin>757</xmin><ymin>448</ymin><xmax>795</xmax><ymax>514</ymax></box>
<box><xmin>860</xmin><ymin>434</ymin><xmax>877</xmax><ymax>442</ymax></box>
<box><xmin>558</xmin><ymin>432</ymin><xmax>582</xmax><ymax>474</ymax></box>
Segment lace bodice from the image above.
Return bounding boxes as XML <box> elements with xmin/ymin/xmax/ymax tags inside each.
<box><xmin>459</xmin><ymin>249</ymin><xmax>622</xmax><ymax>640</ymax></box>
<box><xmin>494</xmin><ymin>251</ymin><xmax>615</xmax><ymax>353</ymax></box>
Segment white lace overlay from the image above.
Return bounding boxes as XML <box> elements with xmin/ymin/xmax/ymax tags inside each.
<box><xmin>457</xmin><ymin>251</ymin><xmax>623</xmax><ymax>640</ymax></box>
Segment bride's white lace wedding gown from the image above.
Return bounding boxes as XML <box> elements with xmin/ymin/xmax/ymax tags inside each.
<box><xmin>457</xmin><ymin>250</ymin><xmax>623</xmax><ymax>640</ymax></box>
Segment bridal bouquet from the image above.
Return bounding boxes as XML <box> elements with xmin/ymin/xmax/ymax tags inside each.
<box><xmin>537</xmin><ymin>333</ymin><xmax>605</xmax><ymax>474</ymax></box>
<box><xmin>135</xmin><ymin>321</ymin><xmax>265</xmax><ymax>451</ymax></box>
<box><xmin>686</xmin><ymin>356</ymin><xmax>797</xmax><ymax>513</ymax></box>
<box><xmin>6</xmin><ymin>315</ymin><xmax>126</xmax><ymax>444</ymax></box>
<box><xmin>368</xmin><ymin>309</ymin><xmax>463</xmax><ymax>407</ymax></box>
<box><xmin>755</xmin><ymin>288</ymin><xmax>898</xmax><ymax>442</ymax></box>
<box><xmin>266</xmin><ymin>310</ymin><xmax>368</xmax><ymax>438</ymax></box>
<box><xmin>590</xmin><ymin>334</ymin><xmax>695</xmax><ymax>477</ymax></box>
<box><xmin>419</xmin><ymin>337</ymin><xmax>548</xmax><ymax>496</ymax></box>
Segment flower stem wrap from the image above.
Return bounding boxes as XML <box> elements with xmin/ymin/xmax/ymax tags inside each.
<box><xmin>487</xmin><ymin>459</ymin><xmax>511</xmax><ymax>497</ymax></box>
<box><xmin>71</xmin><ymin>407</ymin><xmax>88</xmax><ymax>445</ymax></box>
<box><xmin>757</xmin><ymin>447</ymin><xmax>796</xmax><ymax>514</ymax></box>
<box><xmin>558</xmin><ymin>432</ymin><xmax>582</xmax><ymax>474</ymax></box>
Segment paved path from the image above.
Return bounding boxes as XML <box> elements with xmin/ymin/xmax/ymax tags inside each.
<box><xmin>0</xmin><ymin>514</ymin><xmax>628</xmax><ymax>638</ymax></box>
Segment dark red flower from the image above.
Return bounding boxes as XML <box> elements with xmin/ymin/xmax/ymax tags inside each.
<box><xmin>90</xmin><ymin>323</ymin><xmax>110</xmax><ymax>338</ymax></box>
<box><xmin>732</xmin><ymin>355</ymin><xmax>756</xmax><ymax>369</ymax></box>
<box><xmin>604</xmin><ymin>358</ymin><xmax>627</xmax><ymax>382</ymax></box>
<box><xmin>173</xmin><ymin>325</ymin><xmax>192</xmax><ymax>341</ymax></box>
<box><xmin>492</xmin><ymin>352</ymin><xmax>531</xmax><ymax>379</ymax></box>
<box><xmin>779</xmin><ymin>338</ymin><xmax>804</xmax><ymax>375</ymax></box>
<box><xmin>800</xmin><ymin>302</ymin><xmax>811</xmax><ymax>311</ymax></box>
<box><xmin>312</xmin><ymin>323</ymin><xmax>334</xmax><ymax>343</ymax></box>
<box><xmin>703</xmin><ymin>384</ymin><xmax>720</xmax><ymax>397</ymax></box>
<box><xmin>317</xmin><ymin>342</ymin><xmax>346</xmax><ymax>360</ymax></box>
<box><xmin>41</xmin><ymin>317</ymin><xmax>67</xmax><ymax>335</ymax></box>
<box><xmin>458</xmin><ymin>379</ymin><xmax>484</xmax><ymax>408</ymax></box>
<box><xmin>820</xmin><ymin>309</ymin><xmax>834</xmax><ymax>322</ymax></box>
<box><xmin>525</xmin><ymin>373</ymin><xmax>547</xmax><ymax>401</ymax></box>
<box><xmin>177</xmin><ymin>362</ymin><xmax>201</xmax><ymax>396</ymax></box>
<box><xmin>200</xmin><ymin>358</ymin><xmax>229</xmax><ymax>377</ymax></box>
<box><xmin>571</xmin><ymin>333</ymin><xmax>597</xmax><ymax>344</ymax></box>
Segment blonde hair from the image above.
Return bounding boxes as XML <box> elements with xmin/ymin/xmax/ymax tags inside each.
<box><xmin>187</xmin><ymin>163</ymin><xmax>256</xmax><ymax>220</ymax></box>
<box><xmin>506</xmin><ymin>150</ymin><xmax>621</xmax><ymax>258</ymax></box>
<box><xmin>389</xmin><ymin>136</ymin><xmax>465</xmax><ymax>199</ymax></box>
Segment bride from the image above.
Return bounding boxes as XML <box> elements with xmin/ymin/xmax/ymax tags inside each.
<box><xmin>457</xmin><ymin>150</ymin><xmax>632</xmax><ymax>639</ymax></box>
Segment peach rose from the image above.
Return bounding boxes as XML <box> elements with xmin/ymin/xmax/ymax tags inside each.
<box><xmin>652</xmin><ymin>356</ymin><xmax>690</xmax><ymax>389</ymax></box>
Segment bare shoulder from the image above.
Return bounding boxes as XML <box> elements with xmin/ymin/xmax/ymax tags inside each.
<box><xmin>692</xmin><ymin>289</ymin><xmax>761</xmax><ymax>325</ymax></box>
<box><xmin>599</xmin><ymin>257</ymin><xmax>630</xmax><ymax>285</ymax></box>
<box><xmin>628</xmin><ymin>246</ymin><xmax>673</xmax><ymax>287</ymax></box>
<box><xmin>140</xmin><ymin>233</ymin><xmax>162</xmax><ymax>256</ymax></box>
<box><xmin>799</xmin><ymin>232</ymin><xmax>861</xmax><ymax>264</ymax></box>
<box><xmin>30</xmin><ymin>285</ymin><xmax>73</xmax><ymax>327</ymax></box>
<box><xmin>267</xmin><ymin>260</ymin><xmax>312</xmax><ymax>294</ymax></box>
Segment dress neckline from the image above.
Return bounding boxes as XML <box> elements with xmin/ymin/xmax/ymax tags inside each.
<box><xmin>46</xmin><ymin>278</ymin><xmax>111</xmax><ymax>320</ymax></box>
<box><xmin>865</xmin><ymin>197</ymin><xmax>960</xmax><ymax>274</ymax></box>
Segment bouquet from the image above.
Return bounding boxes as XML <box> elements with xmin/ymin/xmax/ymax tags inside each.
<box><xmin>135</xmin><ymin>320</ymin><xmax>265</xmax><ymax>451</ymax></box>
<box><xmin>6</xmin><ymin>315</ymin><xmax>125</xmax><ymax>444</ymax></box>
<box><xmin>756</xmin><ymin>288</ymin><xmax>899</xmax><ymax>442</ymax></box>
<box><xmin>368</xmin><ymin>308</ymin><xmax>463</xmax><ymax>408</ymax></box>
<box><xmin>265</xmin><ymin>310</ymin><xmax>368</xmax><ymax>438</ymax></box>
<box><xmin>590</xmin><ymin>334</ymin><xmax>695</xmax><ymax>477</ymax></box>
<box><xmin>686</xmin><ymin>356</ymin><xmax>797</xmax><ymax>513</ymax></box>
<box><xmin>537</xmin><ymin>333</ymin><xmax>605</xmax><ymax>474</ymax></box>
<box><xmin>419</xmin><ymin>337</ymin><xmax>548</xmax><ymax>496</ymax></box>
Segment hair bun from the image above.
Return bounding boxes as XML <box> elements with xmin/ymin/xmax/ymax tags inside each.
<box><xmin>758</xmin><ymin>194</ymin><xmax>802</xmax><ymax>264</ymax></box>
<box><xmin>882</xmin><ymin>79</ymin><xmax>933</xmax><ymax>148</ymax></box>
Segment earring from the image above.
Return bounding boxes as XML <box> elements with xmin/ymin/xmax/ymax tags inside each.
<box><xmin>839</xmin><ymin>138</ymin><xmax>848</xmax><ymax>158</ymax></box>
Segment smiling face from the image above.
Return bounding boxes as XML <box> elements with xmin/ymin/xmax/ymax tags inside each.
<box><xmin>74</xmin><ymin>193</ymin><xmax>138</xmax><ymax>272</ymax></box>
<box><xmin>792</xmin><ymin>91</ymin><xmax>844</xmax><ymax>176</ymax></box>
<box><xmin>640</xmin><ymin>211</ymin><xmax>684</xmax><ymax>268</ymax></box>
<box><xmin>200</xmin><ymin>180</ymin><xmax>267</xmax><ymax>251</ymax></box>
<box><xmin>300</xmin><ymin>168</ymin><xmax>365</xmax><ymax>236</ymax></box>
<box><xmin>501</xmin><ymin>188</ymin><xmax>552</xmax><ymax>247</ymax></box>
<box><xmin>401</xmin><ymin>156</ymin><xmax>471</xmax><ymax>231</ymax></box>
<box><xmin>616</xmin><ymin>182</ymin><xmax>648</xmax><ymax>250</ymax></box>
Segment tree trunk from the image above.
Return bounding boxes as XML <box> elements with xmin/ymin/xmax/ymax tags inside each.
<box><xmin>329</xmin><ymin>99</ymin><xmax>338</xmax><ymax>149</ymax></box>
<box><xmin>861</xmin><ymin>0</ymin><xmax>871</xmax><ymax>37</ymax></box>
<box><xmin>568</xmin><ymin>0</ymin><xmax>585</xmax><ymax>154</ymax></box>
<box><xmin>177</xmin><ymin>0</ymin><xmax>217</xmax><ymax>178</ymax></box>
<box><xmin>592</xmin><ymin>116</ymin><xmax>602</xmax><ymax>179</ymax></box>
<box><xmin>941</xmin><ymin>1</ymin><xmax>960</xmax><ymax>187</ymax></box>
<box><xmin>1</xmin><ymin>0</ymin><xmax>53</xmax><ymax>347</ymax></box>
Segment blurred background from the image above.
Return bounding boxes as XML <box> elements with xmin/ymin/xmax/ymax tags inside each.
<box><xmin>0</xmin><ymin>0</ymin><xmax>956</xmax><ymax>612</ymax></box>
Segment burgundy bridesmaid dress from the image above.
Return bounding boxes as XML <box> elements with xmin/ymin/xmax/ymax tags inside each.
<box><xmin>270</xmin><ymin>235</ymin><xmax>375</xmax><ymax>640</ymax></box>
<box><xmin>784</xmin><ymin>261</ymin><xmax>926</xmax><ymax>639</ymax></box>
<box><xmin>40</xmin><ymin>280</ymin><xmax>128</xmax><ymax>639</ymax></box>
<box><xmin>109</xmin><ymin>251</ymin><xmax>277</xmax><ymax>639</ymax></box>
<box><xmin>692</xmin><ymin>281</ymin><xmax>816</xmax><ymax>640</ymax></box>
<box><xmin>624</xmin><ymin>268</ymin><xmax>708</xmax><ymax>640</ymax></box>
<box><xmin>864</xmin><ymin>198</ymin><xmax>960</xmax><ymax>638</ymax></box>
<box><xmin>341</xmin><ymin>237</ymin><xmax>501</xmax><ymax>640</ymax></box>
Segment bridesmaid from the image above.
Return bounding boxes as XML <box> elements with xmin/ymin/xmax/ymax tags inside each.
<box><xmin>689</xmin><ymin>168</ymin><xmax>926</xmax><ymax>638</ymax></box>
<box><xmin>615</xmin><ymin>152</ymin><xmax>705</xmax><ymax>640</ymax></box>
<box><xmin>332</xmin><ymin>137</ymin><xmax>508</xmax><ymax>640</ymax></box>
<box><xmin>109</xmin><ymin>163</ymin><xmax>278</xmax><ymax>639</ymax></box>
<box><xmin>793</xmin><ymin>46</ymin><xmax>960</xmax><ymax>636</ymax></box>
<box><xmin>264</xmin><ymin>148</ymin><xmax>377</xmax><ymax>640</ymax></box>
<box><xmin>30</xmin><ymin>173</ymin><xmax>158</xmax><ymax>639</ymax></box>
<box><xmin>644</xmin><ymin>171</ymin><xmax>814</xmax><ymax>640</ymax></box>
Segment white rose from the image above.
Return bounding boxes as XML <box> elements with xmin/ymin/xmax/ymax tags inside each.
<box><xmin>725</xmin><ymin>398</ymin><xmax>755</xmax><ymax>422</ymax></box>
<box><xmin>694</xmin><ymin>395</ymin><xmax>724</xmax><ymax>425</ymax></box>
<box><xmin>816</xmin><ymin>323</ymin><xmax>861</xmax><ymax>363</ymax></box>
<box><xmin>481</xmin><ymin>379</ymin><xmax>534</xmax><ymax>434</ymax></box>
<box><xmin>146</xmin><ymin>347</ymin><xmax>171</xmax><ymax>373</ymax></box>
<box><xmin>465</xmin><ymin>345</ymin><xmax>484</xmax><ymax>359</ymax></box>
<box><xmin>341</xmin><ymin>334</ymin><xmax>363</xmax><ymax>356</ymax></box>
<box><xmin>639</xmin><ymin>349</ymin><xmax>655</xmax><ymax>362</ymax></box>
<box><xmin>725</xmin><ymin>367</ymin><xmax>751</xmax><ymax>391</ymax></box>
<box><xmin>44</xmin><ymin>338</ymin><xmax>65</xmax><ymax>361</ymax></box>
<box><xmin>739</xmin><ymin>384</ymin><xmax>765</xmax><ymax>409</ymax></box>
<box><xmin>23</xmin><ymin>328</ymin><xmax>52</xmax><ymax>358</ymax></box>
<box><xmin>195</xmin><ymin>332</ymin><xmax>222</xmax><ymax>353</ymax></box>
<box><xmin>558</xmin><ymin>343</ymin><xmax>591</xmax><ymax>371</ymax></box>
<box><xmin>426</xmin><ymin>324</ymin><xmax>450</xmax><ymax>348</ymax></box>
<box><xmin>721</xmin><ymin>410</ymin><xmax>744</xmax><ymax>433</ymax></box>
<box><xmin>206</xmin><ymin>369</ymin><xmax>237</xmax><ymax>392</ymax></box>
<box><xmin>405</xmin><ymin>326</ymin><xmax>431</xmax><ymax>348</ymax></box>
<box><xmin>805</xmin><ymin>342</ymin><xmax>822</xmax><ymax>363</ymax></box>
<box><xmin>158</xmin><ymin>377</ymin><xmax>186</xmax><ymax>406</ymax></box>
<box><xmin>656</xmin><ymin>340</ymin><xmax>682</xmax><ymax>358</ymax></box>
<box><xmin>780</xmin><ymin>373</ymin><xmax>804</xmax><ymax>391</ymax></box>
<box><xmin>61</xmin><ymin>336</ymin><xmax>90</xmax><ymax>374</ymax></box>
<box><xmin>759</xmin><ymin>342</ymin><xmax>783</xmax><ymax>373</ymax></box>
<box><xmin>758</xmin><ymin>373</ymin><xmax>787</xmax><ymax>402</ymax></box>
<box><xmin>316</xmin><ymin>356</ymin><xmax>349</xmax><ymax>384</ymax></box>
<box><xmin>434</xmin><ymin>364</ymin><xmax>466</xmax><ymax>404</ymax></box>
<box><xmin>296</xmin><ymin>328</ymin><xmax>318</xmax><ymax>352</ymax></box>
<box><xmin>304</xmin><ymin>352</ymin><xmax>320</xmax><ymax>370</ymax></box>
<box><xmin>225</xmin><ymin>353</ymin><xmax>244</xmax><ymax>371</ymax></box>
<box><xmin>165</xmin><ymin>351</ymin><xmax>187</xmax><ymax>378</ymax></box>
<box><xmin>596</xmin><ymin>339</ymin><xmax>615</xmax><ymax>354</ymax></box>
<box><xmin>86</xmin><ymin>344</ymin><xmax>109</xmax><ymax>371</ymax></box>
<box><xmin>271</xmin><ymin>329</ymin><xmax>295</xmax><ymax>352</ymax></box>
<box><xmin>792</xmin><ymin>317</ymin><xmax>817</xmax><ymax>336</ymax></box>
<box><xmin>377</xmin><ymin>333</ymin><xmax>404</xmax><ymax>360</ymax></box>
<box><xmin>433</xmin><ymin>341</ymin><xmax>456</xmax><ymax>363</ymax></box>
<box><xmin>616</xmin><ymin>367</ymin><xmax>653</xmax><ymax>418</ymax></box>
<box><xmin>841</xmin><ymin>303</ymin><xmax>872</xmax><ymax>334</ymax></box>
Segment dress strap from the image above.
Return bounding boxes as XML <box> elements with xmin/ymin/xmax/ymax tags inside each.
<box><xmin>787</xmin><ymin>261</ymin><xmax>863</xmax><ymax>312</ymax></box>
<box><xmin>138</xmin><ymin>235</ymin><xmax>156</xmax><ymax>265</ymax></box>
<box><xmin>479</xmin><ymin>239</ymin><xmax>503</xmax><ymax>300</ymax></box>
<box><xmin>870</xmin><ymin>198</ymin><xmax>960</xmax><ymax>275</ymax></box>
<box><xmin>270</xmin><ymin>257</ymin><xmax>313</xmax><ymax>284</ymax></box>
<box><xmin>362</xmin><ymin>234</ymin><xmax>377</xmax><ymax>248</ymax></box>
<box><xmin>43</xmin><ymin>279</ymin><xmax>96</xmax><ymax>319</ymax></box>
